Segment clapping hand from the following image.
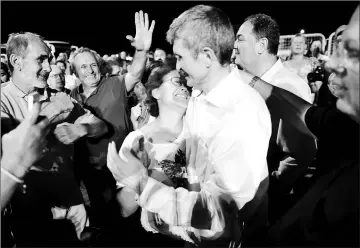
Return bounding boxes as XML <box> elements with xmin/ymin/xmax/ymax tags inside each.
<box><xmin>54</xmin><ymin>123</ymin><xmax>87</xmax><ymax>145</ymax></box>
<box><xmin>107</xmin><ymin>136</ymin><xmax>148</xmax><ymax>192</ymax></box>
<box><xmin>126</xmin><ymin>10</ymin><xmax>155</xmax><ymax>52</ymax></box>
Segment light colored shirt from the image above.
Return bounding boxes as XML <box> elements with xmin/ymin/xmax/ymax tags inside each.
<box><xmin>260</xmin><ymin>59</ymin><xmax>317</xmax><ymax>185</ymax></box>
<box><xmin>136</xmin><ymin>69</ymin><xmax>272</xmax><ymax>243</ymax></box>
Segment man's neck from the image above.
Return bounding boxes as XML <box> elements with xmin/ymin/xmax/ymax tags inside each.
<box><xmin>250</xmin><ymin>54</ymin><xmax>278</xmax><ymax>77</ymax></box>
<box><xmin>81</xmin><ymin>83</ymin><xmax>97</xmax><ymax>98</ymax></box>
<box><xmin>156</xmin><ymin>107</ymin><xmax>184</xmax><ymax>135</ymax></box>
<box><xmin>201</xmin><ymin>65</ymin><xmax>232</xmax><ymax>95</ymax></box>
<box><xmin>12</xmin><ymin>75</ymin><xmax>36</xmax><ymax>95</ymax></box>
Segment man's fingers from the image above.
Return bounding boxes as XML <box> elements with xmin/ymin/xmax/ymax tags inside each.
<box><xmin>144</xmin><ymin>12</ymin><xmax>149</xmax><ymax>29</ymax></box>
<box><xmin>149</xmin><ymin>20</ymin><xmax>155</xmax><ymax>33</ymax></box>
<box><xmin>134</xmin><ymin>12</ymin><xmax>140</xmax><ymax>31</ymax></box>
<box><xmin>26</xmin><ymin>101</ymin><xmax>41</xmax><ymax>125</ymax></box>
<box><xmin>126</xmin><ymin>35</ymin><xmax>134</xmax><ymax>42</ymax></box>
<box><xmin>139</xmin><ymin>10</ymin><xmax>144</xmax><ymax>27</ymax></box>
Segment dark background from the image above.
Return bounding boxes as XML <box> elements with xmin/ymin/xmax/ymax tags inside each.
<box><xmin>1</xmin><ymin>1</ymin><xmax>358</xmax><ymax>55</ymax></box>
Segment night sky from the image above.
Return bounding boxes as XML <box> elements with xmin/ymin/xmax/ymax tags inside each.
<box><xmin>1</xmin><ymin>1</ymin><xmax>358</xmax><ymax>56</ymax></box>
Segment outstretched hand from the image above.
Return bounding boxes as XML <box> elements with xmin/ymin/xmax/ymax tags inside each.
<box><xmin>126</xmin><ymin>10</ymin><xmax>155</xmax><ymax>52</ymax></box>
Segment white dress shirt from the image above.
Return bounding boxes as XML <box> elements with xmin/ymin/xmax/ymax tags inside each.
<box><xmin>137</xmin><ymin>68</ymin><xmax>272</xmax><ymax>243</ymax></box>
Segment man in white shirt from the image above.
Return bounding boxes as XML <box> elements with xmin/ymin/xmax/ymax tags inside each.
<box><xmin>107</xmin><ymin>5</ymin><xmax>272</xmax><ymax>247</ymax></box>
<box><xmin>233</xmin><ymin>14</ymin><xmax>317</xmax><ymax>221</ymax></box>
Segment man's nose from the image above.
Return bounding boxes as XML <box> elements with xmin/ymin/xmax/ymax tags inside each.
<box><xmin>325</xmin><ymin>55</ymin><xmax>344</xmax><ymax>75</ymax></box>
<box><xmin>43</xmin><ymin>60</ymin><xmax>51</xmax><ymax>72</ymax></box>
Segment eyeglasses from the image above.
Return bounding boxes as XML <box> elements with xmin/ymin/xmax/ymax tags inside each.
<box><xmin>49</xmin><ymin>73</ymin><xmax>64</xmax><ymax>79</ymax></box>
<box><xmin>163</xmin><ymin>77</ymin><xmax>183</xmax><ymax>87</ymax></box>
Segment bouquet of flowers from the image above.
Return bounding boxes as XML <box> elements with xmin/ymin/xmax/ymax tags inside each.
<box><xmin>159</xmin><ymin>149</ymin><xmax>187</xmax><ymax>188</ymax></box>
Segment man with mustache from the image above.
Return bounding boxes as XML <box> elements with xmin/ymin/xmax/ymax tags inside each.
<box><xmin>47</xmin><ymin>64</ymin><xmax>71</xmax><ymax>94</ymax></box>
<box><xmin>1</xmin><ymin>32</ymin><xmax>108</xmax><ymax>246</ymax></box>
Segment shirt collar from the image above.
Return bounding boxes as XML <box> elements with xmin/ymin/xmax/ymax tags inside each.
<box><xmin>6</xmin><ymin>80</ymin><xmax>49</xmax><ymax>101</ymax></box>
<box><xmin>203</xmin><ymin>67</ymin><xmax>241</xmax><ymax>108</ymax></box>
<box><xmin>261</xmin><ymin>58</ymin><xmax>283</xmax><ymax>83</ymax></box>
<box><xmin>76</xmin><ymin>76</ymin><xmax>104</xmax><ymax>96</ymax></box>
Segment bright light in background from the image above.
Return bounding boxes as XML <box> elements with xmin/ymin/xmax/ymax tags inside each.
<box><xmin>300</xmin><ymin>29</ymin><xmax>305</xmax><ymax>34</ymax></box>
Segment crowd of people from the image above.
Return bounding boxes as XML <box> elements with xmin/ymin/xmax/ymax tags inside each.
<box><xmin>1</xmin><ymin>4</ymin><xmax>359</xmax><ymax>248</ymax></box>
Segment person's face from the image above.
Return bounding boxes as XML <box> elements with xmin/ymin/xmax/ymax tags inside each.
<box><xmin>173</xmin><ymin>38</ymin><xmax>207</xmax><ymax>89</ymax></box>
<box><xmin>234</xmin><ymin>21</ymin><xmax>259</xmax><ymax>71</ymax></box>
<box><xmin>291</xmin><ymin>36</ymin><xmax>306</xmax><ymax>55</ymax></box>
<box><xmin>1</xmin><ymin>68</ymin><xmax>9</xmax><ymax>83</ymax></box>
<box><xmin>326</xmin><ymin>8</ymin><xmax>360</xmax><ymax>122</ymax></box>
<box><xmin>47</xmin><ymin>65</ymin><xmax>65</xmax><ymax>91</ymax></box>
<box><xmin>310</xmin><ymin>41</ymin><xmax>321</xmax><ymax>52</ymax></box>
<box><xmin>154</xmin><ymin>50</ymin><xmax>166</xmax><ymax>62</ymax></box>
<box><xmin>56</xmin><ymin>62</ymin><xmax>66</xmax><ymax>73</ymax></box>
<box><xmin>120</xmin><ymin>52</ymin><xmax>126</xmax><ymax>60</ymax></box>
<box><xmin>57</xmin><ymin>53</ymin><xmax>66</xmax><ymax>61</ymax></box>
<box><xmin>73</xmin><ymin>52</ymin><xmax>101</xmax><ymax>88</ymax></box>
<box><xmin>18</xmin><ymin>39</ymin><xmax>52</xmax><ymax>88</ymax></box>
<box><xmin>111</xmin><ymin>65</ymin><xmax>121</xmax><ymax>75</ymax></box>
<box><xmin>154</xmin><ymin>70</ymin><xmax>190</xmax><ymax>112</ymax></box>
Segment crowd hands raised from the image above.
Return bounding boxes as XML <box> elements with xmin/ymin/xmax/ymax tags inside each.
<box><xmin>1</xmin><ymin>5</ymin><xmax>359</xmax><ymax>248</ymax></box>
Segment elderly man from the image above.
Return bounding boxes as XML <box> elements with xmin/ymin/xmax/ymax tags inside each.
<box><xmin>233</xmin><ymin>6</ymin><xmax>359</xmax><ymax>246</ymax></box>
<box><xmin>107</xmin><ymin>5</ymin><xmax>271</xmax><ymax>247</ymax></box>
<box><xmin>1</xmin><ymin>32</ymin><xmax>108</xmax><ymax>246</ymax></box>
<box><xmin>69</xmin><ymin>10</ymin><xmax>155</xmax><ymax>233</ymax></box>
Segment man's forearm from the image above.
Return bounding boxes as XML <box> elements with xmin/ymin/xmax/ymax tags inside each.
<box><xmin>238</xmin><ymin>70</ymin><xmax>316</xmax><ymax>139</ymax></box>
<box><xmin>125</xmin><ymin>50</ymin><xmax>148</xmax><ymax>91</ymax></box>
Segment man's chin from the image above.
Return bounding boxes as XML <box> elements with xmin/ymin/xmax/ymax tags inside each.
<box><xmin>34</xmin><ymin>81</ymin><xmax>48</xmax><ymax>89</ymax></box>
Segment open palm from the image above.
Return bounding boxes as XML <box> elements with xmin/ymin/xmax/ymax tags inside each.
<box><xmin>126</xmin><ymin>10</ymin><xmax>155</xmax><ymax>52</ymax></box>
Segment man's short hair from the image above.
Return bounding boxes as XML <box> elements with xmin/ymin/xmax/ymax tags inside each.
<box><xmin>6</xmin><ymin>32</ymin><xmax>49</xmax><ymax>72</ymax></box>
<box><xmin>55</xmin><ymin>59</ymin><xmax>67</xmax><ymax>69</ymax></box>
<box><xmin>244</xmin><ymin>14</ymin><xmax>280</xmax><ymax>56</ymax></box>
<box><xmin>166</xmin><ymin>5</ymin><xmax>235</xmax><ymax>65</ymax></box>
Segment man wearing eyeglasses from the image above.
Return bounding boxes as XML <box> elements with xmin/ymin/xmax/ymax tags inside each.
<box><xmin>47</xmin><ymin>64</ymin><xmax>71</xmax><ymax>94</ymax></box>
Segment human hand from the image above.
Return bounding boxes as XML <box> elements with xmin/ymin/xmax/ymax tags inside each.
<box><xmin>54</xmin><ymin>123</ymin><xmax>87</xmax><ymax>145</ymax></box>
<box><xmin>126</xmin><ymin>10</ymin><xmax>155</xmax><ymax>52</ymax></box>
<box><xmin>2</xmin><ymin>102</ymin><xmax>49</xmax><ymax>177</ymax></box>
<box><xmin>40</xmin><ymin>92</ymin><xmax>74</xmax><ymax>124</ymax></box>
<box><xmin>107</xmin><ymin>137</ymin><xmax>148</xmax><ymax>191</ymax></box>
<box><xmin>130</xmin><ymin>104</ymin><xmax>142</xmax><ymax>123</ymax></box>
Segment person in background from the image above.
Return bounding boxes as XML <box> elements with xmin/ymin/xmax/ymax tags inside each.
<box><xmin>47</xmin><ymin>64</ymin><xmax>71</xmax><ymax>94</ymax></box>
<box><xmin>56</xmin><ymin>60</ymin><xmax>67</xmax><ymax>74</ymax></box>
<box><xmin>234</xmin><ymin>13</ymin><xmax>316</xmax><ymax>222</ymax></box>
<box><xmin>154</xmin><ymin>48</ymin><xmax>166</xmax><ymax>62</ymax></box>
<box><xmin>233</xmin><ymin>6</ymin><xmax>359</xmax><ymax>246</ymax></box>
<box><xmin>1</xmin><ymin>61</ymin><xmax>10</xmax><ymax>85</ymax></box>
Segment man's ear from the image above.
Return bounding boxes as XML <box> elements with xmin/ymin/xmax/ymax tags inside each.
<box><xmin>152</xmin><ymin>88</ymin><xmax>160</xmax><ymax>100</ymax></box>
<box><xmin>200</xmin><ymin>47</ymin><xmax>216</xmax><ymax>68</ymax></box>
<box><xmin>256</xmin><ymin>37</ymin><xmax>268</xmax><ymax>55</ymax></box>
<box><xmin>9</xmin><ymin>54</ymin><xmax>23</xmax><ymax>71</ymax></box>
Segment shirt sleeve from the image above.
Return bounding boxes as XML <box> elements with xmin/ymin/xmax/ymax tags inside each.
<box><xmin>137</xmin><ymin>101</ymin><xmax>271</xmax><ymax>240</ymax></box>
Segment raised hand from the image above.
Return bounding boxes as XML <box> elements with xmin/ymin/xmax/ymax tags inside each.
<box><xmin>126</xmin><ymin>10</ymin><xmax>155</xmax><ymax>52</ymax></box>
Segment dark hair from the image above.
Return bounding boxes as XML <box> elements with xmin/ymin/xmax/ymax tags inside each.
<box><xmin>145</xmin><ymin>63</ymin><xmax>177</xmax><ymax>117</ymax></box>
<box><xmin>1</xmin><ymin>62</ymin><xmax>10</xmax><ymax>76</ymax></box>
<box><xmin>55</xmin><ymin>59</ymin><xmax>67</xmax><ymax>69</ymax></box>
<box><xmin>244</xmin><ymin>13</ymin><xmax>280</xmax><ymax>56</ymax></box>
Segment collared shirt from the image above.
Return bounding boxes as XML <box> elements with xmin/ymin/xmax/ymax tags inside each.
<box><xmin>70</xmin><ymin>75</ymin><xmax>132</xmax><ymax>168</ymax></box>
<box><xmin>137</xmin><ymin>68</ymin><xmax>272</xmax><ymax>242</ymax></box>
<box><xmin>260</xmin><ymin>59</ymin><xmax>317</xmax><ymax>184</ymax></box>
<box><xmin>1</xmin><ymin>81</ymin><xmax>93</xmax><ymax>173</ymax></box>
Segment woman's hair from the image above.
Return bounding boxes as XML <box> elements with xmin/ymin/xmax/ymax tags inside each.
<box><xmin>144</xmin><ymin>62</ymin><xmax>177</xmax><ymax>117</ymax></box>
